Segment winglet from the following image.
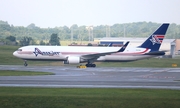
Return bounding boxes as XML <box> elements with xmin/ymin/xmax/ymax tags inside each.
<box><xmin>118</xmin><ymin>41</ymin><xmax>129</xmax><ymax>52</ymax></box>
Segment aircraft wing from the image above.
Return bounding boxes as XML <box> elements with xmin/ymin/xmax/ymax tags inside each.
<box><xmin>81</xmin><ymin>41</ymin><xmax>129</xmax><ymax>60</ymax></box>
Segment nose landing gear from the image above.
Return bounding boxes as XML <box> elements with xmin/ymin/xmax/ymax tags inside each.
<box><xmin>24</xmin><ymin>60</ymin><xmax>28</xmax><ymax>67</ymax></box>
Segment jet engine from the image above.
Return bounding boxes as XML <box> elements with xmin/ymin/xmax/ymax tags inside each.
<box><xmin>63</xmin><ymin>56</ymin><xmax>80</xmax><ymax>64</ymax></box>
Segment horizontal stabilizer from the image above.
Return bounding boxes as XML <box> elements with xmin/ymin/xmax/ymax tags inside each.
<box><xmin>144</xmin><ymin>51</ymin><xmax>166</xmax><ymax>55</ymax></box>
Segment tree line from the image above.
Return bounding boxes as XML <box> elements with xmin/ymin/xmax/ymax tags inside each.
<box><xmin>0</xmin><ymin>20</ymin><xmax>180</xmax><ymax>46</ymax></box>
<box><xmin>1</xmin><ymin>33</ymin><xmax>60</xmax><ymax>46</ymax></box>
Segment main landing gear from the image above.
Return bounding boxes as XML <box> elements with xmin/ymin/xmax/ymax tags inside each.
<box><xmin>24</xmin><ymin>60</ymin><xmax>28</xmax><ymax>67</ymax></box>
<box><xmin>85</xmin><ymin>60</ymin><xmax>96</xmax><ymax>67</ymax></box>
<box><xmin>77</xmin><ymin>60</ymin><xmax>96</xmax><ymax>68</ymax></box>
<box><xmin>77</xmin><ymin>64</ymin><xmax>96</xmax><ymax>68</ymax></box>
<box><xmin>85</xmin><ymin>63</ymin><xmax>96</xmax><ymax>67</ymax></box>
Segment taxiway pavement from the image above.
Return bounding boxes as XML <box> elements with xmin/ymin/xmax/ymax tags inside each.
<box><xmin>0</xmin><ymin>65</ymin><xmax>180</xmax><ymax>89</ymax></box>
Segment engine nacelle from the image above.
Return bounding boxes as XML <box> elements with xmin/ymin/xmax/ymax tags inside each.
<box><xmin>63</xmin><ymin>56</ymin><xmax>80</xmax><ymax>64</ymax></box>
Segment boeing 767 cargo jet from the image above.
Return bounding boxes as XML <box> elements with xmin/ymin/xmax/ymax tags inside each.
<box><xmin>13</xmin><ymin>23</ymin><xmax>169</xmax><ymax>67</ymax></box>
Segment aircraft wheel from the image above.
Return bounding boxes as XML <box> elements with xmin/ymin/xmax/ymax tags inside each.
<box><xmin>86</xmin><ymin>64</ymin><xmax>96</xmax><ymax>67</ymax></box>
<box><xmin>86</xmin><ymin>64</ymin><xmax>90</xmax><ymax>67</ymax></box>
<box><xmin>24</xmin><ymin>63</ymin><xmax>28</xmax><ymax>67</ymax></box>
<box><xmin>24</xmin><ymin>61</ymin><xmax>28</xmax><ymax>67</ymax></box>
<box><xmin>92</xmin><ymin>64</ymin><xmax>96</xmax><ymax>67</ymax></box>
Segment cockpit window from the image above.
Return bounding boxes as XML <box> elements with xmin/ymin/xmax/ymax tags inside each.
<box><xmin>17</xmin><ymin>49</ymin><xmax>22</xmax><ymax>51</ymax></box>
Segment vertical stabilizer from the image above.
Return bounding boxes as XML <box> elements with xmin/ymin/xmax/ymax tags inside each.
<box><xmin>139</xmin><ymin>23</ymin><xmax>169</xmax><ymax>51</ymax></box>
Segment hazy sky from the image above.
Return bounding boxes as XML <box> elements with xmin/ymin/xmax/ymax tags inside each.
<box><xmin>0</xmin><ymin>0</ymin><xmax>180</xmax><ymax>28</ymax></box>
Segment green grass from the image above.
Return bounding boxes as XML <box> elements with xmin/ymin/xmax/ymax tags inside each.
<box><xmin>0</xmin><ymin>87</ymin><xmax>179</xmax><ymax>108</ymax></box>
<box><xmin>0</xmin><ymin>45</ymin><xmax>180</xmax><ymax>67</ymax></box>
<box><xmin>0</xmin><ymin>70</ymin><xmax>54</xmax><ymax>76</ymax></box>
<box><xmin>0</xmin><ymin>45</ymin><xmax>21</xmax><ymax>64</ymax></box>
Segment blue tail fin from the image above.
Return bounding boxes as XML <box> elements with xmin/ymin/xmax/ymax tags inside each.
<box><xmin>139</xmin><ymin>23</ymin><xmax>169</xmax><ymax>51</ymax></box>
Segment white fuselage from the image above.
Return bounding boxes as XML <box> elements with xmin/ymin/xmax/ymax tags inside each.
<box><xmin>13</xmin><ymin>45</ymin><xmax>156</xmax><ymax>63</ymax></box>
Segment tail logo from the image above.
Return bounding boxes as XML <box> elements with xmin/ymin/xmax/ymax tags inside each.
<box><xmin>33</xmin><ymin>48</ymin><xmax>60</xmax><ymax>57</ymax></box>
<box><xmin>150</xmin><ymin>35</ymin><xmax>164</xmax><ymax>45</ymax></box>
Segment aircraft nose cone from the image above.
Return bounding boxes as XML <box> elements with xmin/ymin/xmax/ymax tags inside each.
<box><xmin>13</xmin><ymin>51</ymin><xmax>17</xmax><ymax>57</ymax></box>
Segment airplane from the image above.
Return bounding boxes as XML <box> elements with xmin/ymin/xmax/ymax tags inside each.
<box><xmin>13</xmin><ymin>23</ymin><xmax>169</xmax><ymax>67</ymax></box>
<box><xmin>13</xmin><ymin>41</ymin><xmax>129</xmax><ymax>67</ymax></box>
